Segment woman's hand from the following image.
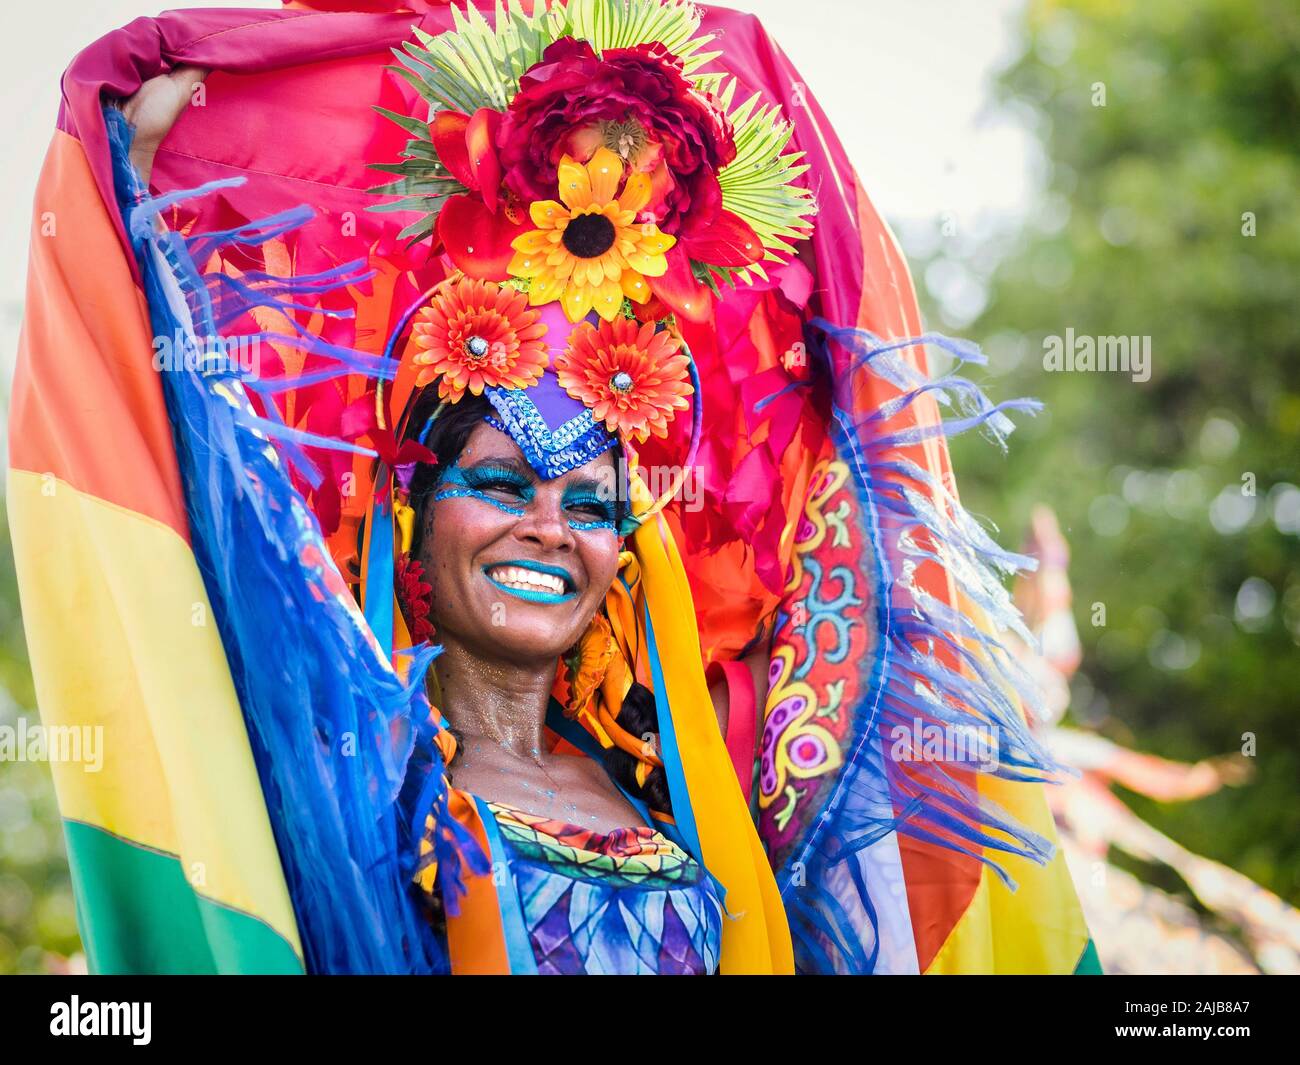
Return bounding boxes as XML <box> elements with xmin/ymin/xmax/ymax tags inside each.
<box><xmin>120</xmin><ymin>66</ymin><xmax>208</xmax><ymax>184</ymax></box>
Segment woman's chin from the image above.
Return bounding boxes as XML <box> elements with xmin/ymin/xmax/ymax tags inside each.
<box><xmin>478</xmin><ymin>631</ymin><xmax>574</xmax><ymax>667</ymax></box>
<box><xmin>464</xmin><ymin>602</ymin><xmax>588</xmax><ymax>664</ymax></box>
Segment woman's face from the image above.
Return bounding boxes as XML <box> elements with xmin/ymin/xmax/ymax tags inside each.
<box><xmin>417</xmin><ymin>422</ymin><xmax>622</xmax><ymax>668</ymax></box>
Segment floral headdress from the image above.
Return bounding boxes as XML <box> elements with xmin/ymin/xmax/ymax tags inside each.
<box><xmin>369</xmin><ymin>0</ymin><xmax>817</xmax><ymax>325</ymax></box>
<box><xmin>367</xmin><ymin>0</ymin><xmax>818</xmax><ymax>551</ymax></box>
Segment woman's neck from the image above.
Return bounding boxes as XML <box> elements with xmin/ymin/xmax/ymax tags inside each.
<box><xmin>432</xmin><ymin>637</ymin><xmax>554</xmax><ymax>762</ymax></box>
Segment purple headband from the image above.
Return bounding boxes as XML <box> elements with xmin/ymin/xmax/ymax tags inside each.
<box><xmin>481</xmin><ymin>302</ymin><xmax>619</xmax><ymax>481</ymax></box>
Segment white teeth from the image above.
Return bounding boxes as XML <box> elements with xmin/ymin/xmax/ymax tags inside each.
<box><xmin>488</xmin><ymin>566</ymin><xmax>567</xmax><ymax>595</ymax></box>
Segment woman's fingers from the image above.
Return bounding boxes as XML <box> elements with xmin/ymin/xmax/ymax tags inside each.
<box><xmin>122</xmin><ymin>66</ymin><xmax>209</xmax><ymax>138</ymax></box>
<box><xmin>123</xmin><ymin>66</ymin><xmax>209</xmax><ymax>184</ymax></box>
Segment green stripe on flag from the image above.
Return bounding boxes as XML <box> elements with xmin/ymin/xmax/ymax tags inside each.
<box><xmin>63</xmin><ymin>819</ymin><xmax>304</xmax><ymax>974</ymax></box>
<box><xmin>1073</xmin><ymin>938</ymin><xmax>1104</xmax><ymax>975</ymax></box>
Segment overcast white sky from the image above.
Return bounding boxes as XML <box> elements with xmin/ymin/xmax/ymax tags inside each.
<box><xmin>0</xmin><ymin>0</ymin><xmax>1034</xmax><ymax>384</ymax></box>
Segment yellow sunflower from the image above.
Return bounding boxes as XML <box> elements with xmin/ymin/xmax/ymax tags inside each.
<box><xmin>508</xmin><ymin>147</ymin><xmax>676</xmax><ymax>323</ymax></box>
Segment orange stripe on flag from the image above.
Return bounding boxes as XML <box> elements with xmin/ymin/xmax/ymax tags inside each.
<box><xmin>10</xmin><ymin>129</ymin><xmax>188</xmax><ymax>538</ymax></box>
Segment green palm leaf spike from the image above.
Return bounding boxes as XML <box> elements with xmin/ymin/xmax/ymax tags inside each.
<box><xmin>369</xmin><ymin>0</ymin><xmax>555</xmax><ymax>243</ymax></box>
<box><xmin>713</xmin><ymin>76</ymin><xmax>817</xmax><ymax>285</ymax></box>
<box><xmin>553</xmin><ymin>0</ymin><xmax>720</xmax><ymax>75</ymax></box>
<box><xmin>365</xmin><ymin>109</ymin><xmax>468</xmax><ymax>246</ymax></box>
<box><xmin>397</xmin><ymin>0</ymin><xmax>556</xmax><ymax>114</ymax></box>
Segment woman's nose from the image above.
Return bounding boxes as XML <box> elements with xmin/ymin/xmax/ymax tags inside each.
<box><xmin>513</xmin><ymin>491</ymin><xmax>574</xmax><ymax>552</ymax></box>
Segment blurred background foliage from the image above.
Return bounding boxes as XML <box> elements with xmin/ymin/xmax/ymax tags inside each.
<box><xmin>924</xmin><ymin>0</ymin><xmax>1300</xmax><ymax>907</ymax></box>
<box><xmin>1</xmin><ymin>0</ymin><xmax>1297</xmax><ymax>971</ymax></box>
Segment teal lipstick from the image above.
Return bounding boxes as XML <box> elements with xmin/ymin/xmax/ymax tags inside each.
<box><xmin>482</xmin><ymin>560</ymin><xmax>577</xmax><ymax>605</ymax></box>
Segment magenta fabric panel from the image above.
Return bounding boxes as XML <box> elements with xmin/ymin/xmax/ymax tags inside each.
<box><xmin>55</xmin><ymin>5</ymin><xmax>453</xmax><ymax>271</ymax></box>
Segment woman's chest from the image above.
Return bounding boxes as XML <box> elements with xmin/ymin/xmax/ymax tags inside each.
<box><xmin>478</xmin><ymin>800</ymin><xmax>724</xmax><ymax>975</ymax></box>
<box><xmin>448</xmin><ymin>747</ymin><xmax>644</xmax><ymax>834</ymax></box>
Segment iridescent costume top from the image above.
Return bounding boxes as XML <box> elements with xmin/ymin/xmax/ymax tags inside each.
<box><xmin>463</xmin><ymin>799</ymin><xmax>722</xmax><ymax>975</ymax></box>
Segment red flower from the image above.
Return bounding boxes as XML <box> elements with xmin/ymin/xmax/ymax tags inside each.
<box><xmin>410</xmin><ymin>278</ymin><xmax>549</xmax><ymax>400</ymax></box>
<box><xmin>498</xmin><ymin>38</ymin><xmax>736</xmax><ymax>238</ymax></box>
<box><xmin>364</xmin><ymin>427</ymin><xmax>438</xmax><ymax>505</ymax></box>
<box><xmin>431</xmin><ymin>108</ymin><xmax>504</xmax><ymax>209</ymax></box>
<box><xmin>396</xmin><ymin>555</ymin><xmax>435</xmax><ymax>645</ymax></box>
<box><xmin>428</xmin><ymin>107</ymin><xmax>534</xmax><ymax>279</ymax></box>
<box><xmin>555</xmin><ymin>318</ymin><xmax>693</xmax><ymax>442</ymax></box>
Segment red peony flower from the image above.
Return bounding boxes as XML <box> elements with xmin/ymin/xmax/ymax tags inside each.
<box><xmin>410</xmin><ymin>278</ymin><xmax>549</xmax><ymax>401</ymax></box>
<box><xmin>555</xmin><ymin>318</ymin><xmax>693</xmax><ymax>442</ymax></box>
<box><xmin>498</xmin><ymin>38</ymin><xmax>736</xmax><ymax>238</ymax></box>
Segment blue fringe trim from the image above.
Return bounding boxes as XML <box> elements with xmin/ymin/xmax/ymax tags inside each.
<box><xmin>105</xmin><ymin>107</ymin><xmax>480</xmax><ymax>973</ymax></box>
<box><xmin>776</xmin><ymin>318</ymin><xmax>1073</xmax><ymax>974</ymax></box>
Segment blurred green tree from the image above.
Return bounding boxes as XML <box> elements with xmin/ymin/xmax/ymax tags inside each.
<box><xmin>936</xmin><ymin>0</ymin><xmax>1300</xmax><ymax>904</ymax></box>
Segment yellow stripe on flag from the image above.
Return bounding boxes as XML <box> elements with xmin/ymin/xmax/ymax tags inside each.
<box><xmin>8</xmin><ymin>468</ymin><xmax>301</xmax><ymax>958</ymax></box>
<box><xmin>631</xmin><ymin>505</ymin><xmax>794</xmax><ymax>974</ymax></box>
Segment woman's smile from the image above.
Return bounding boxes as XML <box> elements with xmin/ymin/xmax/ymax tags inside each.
<box><xmin>483</xmin><ymin>560</ymin><xmax>577</xmax><ymax>603</ymax></box>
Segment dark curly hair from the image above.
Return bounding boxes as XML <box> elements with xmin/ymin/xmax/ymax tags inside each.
<box><xmin>403</xmin><ymin>388</ymin><xmax>672</xmax><ymax>817</ymax></box>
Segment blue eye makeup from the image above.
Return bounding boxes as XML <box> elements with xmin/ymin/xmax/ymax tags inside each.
<box><xmin>460</xmin><ymin>463</ymin><xmax>535</xmax><ymax>499</ymax></box>
<box><xmin>434</xmin><ymin>463</ymin><xmax>534</xmax><ymax>517</ymax></box>
<box><xmin>561</xmin><ymin>494</ymin><xmax>616</xmax><ymax>533</ymax></box>
<box><xmin>434</xmin><ymin>462</ymin><xmax>617</xmax><ymax>531</ymax></box>
<box><xmin>563</xmin><ymin>486</ymin><xmax>618</xmax><ymax>532</ymax></box>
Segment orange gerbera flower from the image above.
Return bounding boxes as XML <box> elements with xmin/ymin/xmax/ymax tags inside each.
<box><xmin>564</xmin><ymin>613</ymin><xmax>617</xmax><ymax>719</ymax></box>
<box><xmin>556</xmin><ymin>318</ymin><xmax>693</xmax><ymax>442</ymax></box>
<box><xmin>410</xmin><ymin>278</ymin><xmax>549</xmax><ymax>401</ymax></box>
<box><xmin>508</xmin><ymin>147</ymin><xmax>676</xmax><ymax>323</ymax></box>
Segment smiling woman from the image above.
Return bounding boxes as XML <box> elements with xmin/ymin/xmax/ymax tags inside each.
<box><xmin>373</xmin><ymin>295</ymin><xmax>732</xmax><ymax>974</ymax></box>
<box><xmin>411</xmin><ymin>404</ymin><xmax>671</xmax><ymax>817</ymax></box>
<box><xmin>409</xmin><ymin>395</ymin><xmax>633</xmax><ymax>821</ymax></box>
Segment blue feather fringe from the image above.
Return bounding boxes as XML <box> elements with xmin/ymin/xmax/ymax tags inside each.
<box><xmin>775</xmin><ymin>318</ymin><xmax>1073</xmax><ymax>973</ymax></box>
<box><xmin>105</xmin><ymin>107</ymin><xmax>480</xmax><ymax>973</ymax></box>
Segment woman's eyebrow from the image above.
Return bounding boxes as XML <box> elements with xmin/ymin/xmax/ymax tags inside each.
<box><xmin>562</xmin><ymin>475</ymin><xmax>610</xmax><ymax>496</ymax></box>
<box><xmin>462</xmin><ymin>455</ymin><xmax>537</xmax><ymax>481</ymax></box>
